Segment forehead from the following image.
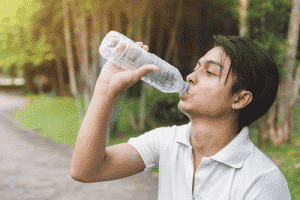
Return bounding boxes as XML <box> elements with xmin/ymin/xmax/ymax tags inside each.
<box><xmin>201</xmin><ymin>46</ymin><xmax>231</xmax><ymax>67</ymax></box>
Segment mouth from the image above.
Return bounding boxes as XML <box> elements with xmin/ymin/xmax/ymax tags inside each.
<box><xmin>179</xmin><ymin>92</ymin><xmax>189</xmax><ymax>100</ymax></box>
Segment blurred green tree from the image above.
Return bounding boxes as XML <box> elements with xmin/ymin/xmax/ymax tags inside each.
<box><xmin>2</xmin><ymin>0</ymin><xmax>299</xmax><ymax>147</ymax></box>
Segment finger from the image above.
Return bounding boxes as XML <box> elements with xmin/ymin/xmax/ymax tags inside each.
<box><xmin>136</xmin><ymin>42</ymin><xmax>148</xmax><ymax>51</ymax></box>
<box><xmin>140</xmin><ymin>64</ymin><xmax>159</xmax><ymax>74</ymax></box>
<box><xmin>132</xmin><ymin>64</ymin><xmax>159</xmax><ymax>83</ymax></box>
<box><xmin>136</xmin><ymin>42</ymin><xmax>143</xmax><ymax>48</ymax></box>
<box><xmin>143</xmin><ymin>45</ymin><xmax>149</xmax><ymax>52</ymax></box>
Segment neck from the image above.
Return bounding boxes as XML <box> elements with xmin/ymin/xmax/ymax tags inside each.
<box><xmin>190</xmin><ymin>117</ymin><xmax>240</xmax><ymax>157</ymax></box>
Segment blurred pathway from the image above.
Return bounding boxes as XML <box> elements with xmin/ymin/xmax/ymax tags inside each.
<box><xmin>0</xmin><ymin>91</ymin><xmax>158</xmax><ymax>200</ymax></box>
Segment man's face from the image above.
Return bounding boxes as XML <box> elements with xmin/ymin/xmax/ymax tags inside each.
<box><xmin>178</xmin><ymin>46</ymin><xmax>236</xmax><ymax>119</ymax></box>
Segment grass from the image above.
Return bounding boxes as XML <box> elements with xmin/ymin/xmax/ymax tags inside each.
<box><xmin>10</xmin><ymin>94</ymin><xmax>83</xmax><ymax>147</ymax></box>
<box><xmin>9</xmin><ymin>93</ymin><xmax>300</xmax><ymax>199</ymax></box>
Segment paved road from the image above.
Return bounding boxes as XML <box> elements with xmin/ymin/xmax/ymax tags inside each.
<box><xmin>0</xmin><ymin>92</ymin><xmax>158</xmax><ymax>200</ymax></box>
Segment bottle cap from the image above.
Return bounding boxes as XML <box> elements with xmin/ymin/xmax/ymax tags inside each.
<box><xmin>99</xmin><ymin>31</ymin><xmax>124</xmax><ymax>59</ymax></box>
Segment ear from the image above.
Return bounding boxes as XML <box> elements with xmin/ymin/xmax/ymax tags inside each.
<box><xmin>232</xmin><ymin>90</ymin><xmax>253</xmax><ymax>111</ymax></box>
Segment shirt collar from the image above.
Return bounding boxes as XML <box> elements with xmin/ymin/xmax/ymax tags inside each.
<box><xmin>175</xmin><ymin>122</ymin><xmax>254</xmax><ymax>169</ymax></box>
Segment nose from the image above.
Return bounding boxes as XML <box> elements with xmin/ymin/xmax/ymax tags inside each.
<box><xmin>186</xmin><ymin>73</ymin><xmax>194</xmax><ymax>84</ymax></box>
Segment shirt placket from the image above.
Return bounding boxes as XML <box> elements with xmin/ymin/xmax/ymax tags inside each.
<box><xmin>193</xmin><ymin>157</ymin><xmax>211</xmax><ymax>200</ymax></box>
<box><xmin>187</xmin><ymin>146</ymin><xmax>194</xmax><ymax>193</ymax></box>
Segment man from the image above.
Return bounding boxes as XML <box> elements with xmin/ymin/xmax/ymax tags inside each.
<box><xmin>70</xmin><ymin>35</ymin><xmax>291</xmax><ymax>199</ymax></box>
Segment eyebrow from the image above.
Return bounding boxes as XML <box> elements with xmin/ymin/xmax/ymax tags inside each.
<box><xmin>197</xmin><ymin>59</ymin><xmax>224</xmax><ymax>70</ymax></box>
<box><xmin>197</xmin><ymin>59</ymin><xmax>224</xmax><ymax>81</ymax></box>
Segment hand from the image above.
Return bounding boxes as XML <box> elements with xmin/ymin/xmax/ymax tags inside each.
<box><xmin>95</xmin><ymin>42</ymin><xmax>159</xmax><ymax>96</ymax></box>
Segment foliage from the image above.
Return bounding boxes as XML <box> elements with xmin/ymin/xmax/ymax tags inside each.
<box><xmin>1</xmin><ymin>0</ymin><xmax>299</xmax><ymax>130</ymax></box>
<box><xmin>253</xmin><ymin>32</ymin><xmax>289</xmax><ymax>80</ymax></box>
<box><xmin>249</xmin><ymin>0</ymin><xmax>292</xmax><ymax>16</ymax></box>
<box><xmin>120</xmin><ymin>82</ymin><xmax>189</xmax><ymax>135</ymax></box>
<box><xmin>210</xmin><ymin>0</ymin><xmax>240</xmax><ymax>21</ymax></box>
<box><xmin>0</xmin><ymin>0</ymin><xmax>42</xmax><ymax>72</ymax></box>
<box><xmin>144</xmin><ymin>85</ymin><xmax>189</xmax><ymax>125</ymax></box>
<box><xmin>249</xmin><ymin>0</ymin><xmax>292</xmax><ymax>39</ymax></box>
<box><xmin>248</xmin><ymin>0</ymin><xmax>292</xmax><ymax>72</ymax></box>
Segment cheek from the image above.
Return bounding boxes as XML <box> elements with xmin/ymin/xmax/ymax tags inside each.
<box><xmin>196</xmin><ymin>80</ymin><xmax>219</xmax><ymax>97</ymax></box>
<box><xmin>209</xmin><ymin>89</ymin><xmax>232</xmax><ymax>110</ymax></box>
<box><xmin>195</xmin><ymin>86</ymin><xmax>228</xmax><ymax>108</ymax></box>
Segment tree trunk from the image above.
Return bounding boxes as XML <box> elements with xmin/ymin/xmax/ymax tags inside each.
<box><xmin>114</xmin><ymin>9</ymin><xmax>123</xmax><ymax>33</ymax></box>
<box><xmin>256</xmin><ymin>0</ymin><xmax>300</xmax><ymax>147</ymax></box>
<box><xmin>71</xmin><ymin>3</ymin><xmax>93</xmax><ymax>110</ymax></box>
<box><xmin>276</xmin><ymin>0</ymin><xmax>300</xmax><ymax>145</ymax></box>
<box><xmin>191</xmin><ymin>1</ymin><xmax>207</xmax><ymax>67</ymax></box>
<box><xmin>134</xmin><ymin>2</ymin><xmax>156</xmax><ymax>133</ymax></box>
<box><xmin>239</xmin><ymin>0</ymin><xmax>249</xmax><ymax>38</ymax></box>
<box><xmin>165</xmin><ymin>0</ymin><xmax>183</xmax><ymax>63</ymax></box>
<box><xmin>62</xmin><ymin>0</ymin><xmax>85</xmax><ymax>122</ymax></box>
<box><xmin>291</xmin><ymin>63</ymin><xmax>300</xmax><ymax>104</ymax></box>
<box><xmin>172</xmin><ymin>29</ymin><xmax>180</xmax><ymax>67</ymax></box>
<box><xmin>54</xmin><ymin>49</ymin><xmax>65</xmax><ymax>97</ymax></box>
<box><xmin>155</xmin><ymin>6</ymin><xmax>168</xmax><ymax>57</ymax></box>
<box><xmin>135</xmin><ymin>1</ymin><xmax>147</xmax><ymax>133</ymax></box>
<box><xmin>91</xmin><ymin>9</ymin><xmax>101</xmax><ymax>94</ymax></box>
<box><xmin>276</xmin><ymin>101</ymin><xmax>292</xmax><ymax>145</ymax></box>
<box><xmin>144</xmin><ymin>3</ymin><xmax>154</xmax><ymax>47</ymax></box>
<box><xmin>101</xmin><ymin>5</ymin><xmax>109</xmax><ymax>37</ymax></box>
<box><xmin>123</xmin><ymin>0</ymin><xmax>149</xmax><ymax>133</ymax></box>
<box><xmin>259</xmin><ymin>0</ymin><xmax>300</xmax><ymax>147</ymax></box>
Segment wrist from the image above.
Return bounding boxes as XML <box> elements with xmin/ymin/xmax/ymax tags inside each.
<box><xmin>93</xmin><ymin>86</ymin><xmax>119</xmax><ymax>100</ymax></box>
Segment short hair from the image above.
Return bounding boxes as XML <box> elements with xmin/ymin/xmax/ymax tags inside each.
<box><xmin>212</xmin><ymin>35</ymin><xmax>279</xmax><ymax>130</ymax></box>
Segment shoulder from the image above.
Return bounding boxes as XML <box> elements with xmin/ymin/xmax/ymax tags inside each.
<box><xmin>238</xmin><ymin>145</ymin><xmax>286</xmax><ymax>182</ymax></box>
<box><xmin>234</xmin><ymin>145</ymin><xmax>291</xmax><ymax>199</ymax></box>
<box><xmin>246</xmin><ymin>145</ymin><xmax>282</xmax><ymax>174</ymax></box>
<box><xmin>126</xmin><ymin>123</ymin><xmax>190</xmax><ymax>170</ymax></box>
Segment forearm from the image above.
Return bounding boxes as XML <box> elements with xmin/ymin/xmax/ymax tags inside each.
<box><xmin>70</xmin><ymin>87</ymin><xmax>118</xmax><ymax>181</ymax></box>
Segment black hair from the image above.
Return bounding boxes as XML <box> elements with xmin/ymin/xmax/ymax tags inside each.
<box><xmin>212</xmin><ymin>35</ymin><xmax>279</xmax><ymax>129</ymax></box>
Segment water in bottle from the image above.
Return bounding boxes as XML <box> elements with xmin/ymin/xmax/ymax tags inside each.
<box><xmin>99</xmin><ymin>31</ymin><xmax>190</xmax><ymax>96</ymax></box>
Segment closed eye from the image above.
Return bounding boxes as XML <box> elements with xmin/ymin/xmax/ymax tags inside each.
<box><xmin>206</xmin><ymin>71</ymin><xmax>216</xmax><ymax>76</ymax></box>
<box><xmin>193</xmin><ymin>68</ymin><xmax>216</xmax><ymax>76</ymax></box>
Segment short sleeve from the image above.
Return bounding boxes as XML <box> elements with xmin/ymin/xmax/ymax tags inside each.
<box><xmin>244</xmin><ymin>169</ymin><xmax>291</xmax><ymax>200</ymax></box>
<box><xmin>127</xmin><ymin>127</ymin><xmax>164</xmax><ymax>172</ymax></box>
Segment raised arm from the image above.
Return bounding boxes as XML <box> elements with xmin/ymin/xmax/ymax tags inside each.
<box><xmin>70</xmin><ymin>42</ymin><xmax>159</xmax><ymax>182</ymax></box>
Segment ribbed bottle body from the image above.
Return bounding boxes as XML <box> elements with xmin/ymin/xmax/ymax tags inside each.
<box><xmin>99</xmin><ymin>31</ymin><xmax>189</xmax><ymax>96</ymax></box>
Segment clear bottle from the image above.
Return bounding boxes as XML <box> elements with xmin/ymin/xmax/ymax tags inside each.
<box><xmin>99</xmin><ymin>31</ymin><xmax>190</xmax><ymax>96</ymax></box>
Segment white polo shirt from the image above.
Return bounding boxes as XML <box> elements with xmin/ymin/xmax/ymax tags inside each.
<box><xmin>127</xmin><ymin>122</ymin><xmax>291</xmax><ymax>200</ymax></box>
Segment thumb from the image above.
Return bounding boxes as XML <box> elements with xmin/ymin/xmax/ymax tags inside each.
<box><xmin>134</xmin><ymin>64</ymin><xmax>159</xmax><ymax>80</ymax></box>
<box><xmin>142</xmin><ymin>64</ymin><xmax>159</xmax><ymax>73</ymax></box>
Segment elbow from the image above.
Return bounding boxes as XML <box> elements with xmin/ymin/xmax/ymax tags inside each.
<box><xmin>70</xmin><ymin>170</ymin><xmax>91</xmax><ymax>183</ymax></box>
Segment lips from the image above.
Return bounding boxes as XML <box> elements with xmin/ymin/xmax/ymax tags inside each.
<box><xmin>179</xmin><ymin>92</ymin><xmax>188</xmax><ymax>100</ymax></box>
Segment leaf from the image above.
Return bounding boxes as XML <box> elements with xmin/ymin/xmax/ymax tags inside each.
<box><xmin>85</xmin><ymin>0</ymin><xmax>92</xmax><ymax>9</ymax></box>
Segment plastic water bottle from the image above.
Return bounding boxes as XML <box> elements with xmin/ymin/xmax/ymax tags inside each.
<box><xmin>99</xmin><ymin>31</ymin><xmax>190</xmax><ymax>96</ymax></box>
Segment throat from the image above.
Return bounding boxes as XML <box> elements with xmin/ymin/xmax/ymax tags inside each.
<box><xmin>191</xmin><ymin>131</ymin><xmax>205</xmax><ymax>154</ymax></box>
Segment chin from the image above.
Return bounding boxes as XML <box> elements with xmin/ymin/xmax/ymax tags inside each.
<box><xmin>178</xmin><ymin>104</ymin><xmax>191</xmax><ymax>119</ymax></box>
<box><xmin>178</xmin><ymin>100</ymin><xmax>191</xmax><ymax>110</ymax></box>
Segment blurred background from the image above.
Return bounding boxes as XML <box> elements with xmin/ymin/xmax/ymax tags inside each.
<box><xmin>0</xmin><ymin>0</ymin><xmax>300</xmax><ymax>197</ymax></box>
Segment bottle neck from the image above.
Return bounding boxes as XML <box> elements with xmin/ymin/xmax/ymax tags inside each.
<box><xmin>179</xmin><ymin>82</ymin><xmax>190</xmax><ymax>96</ymax></box>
